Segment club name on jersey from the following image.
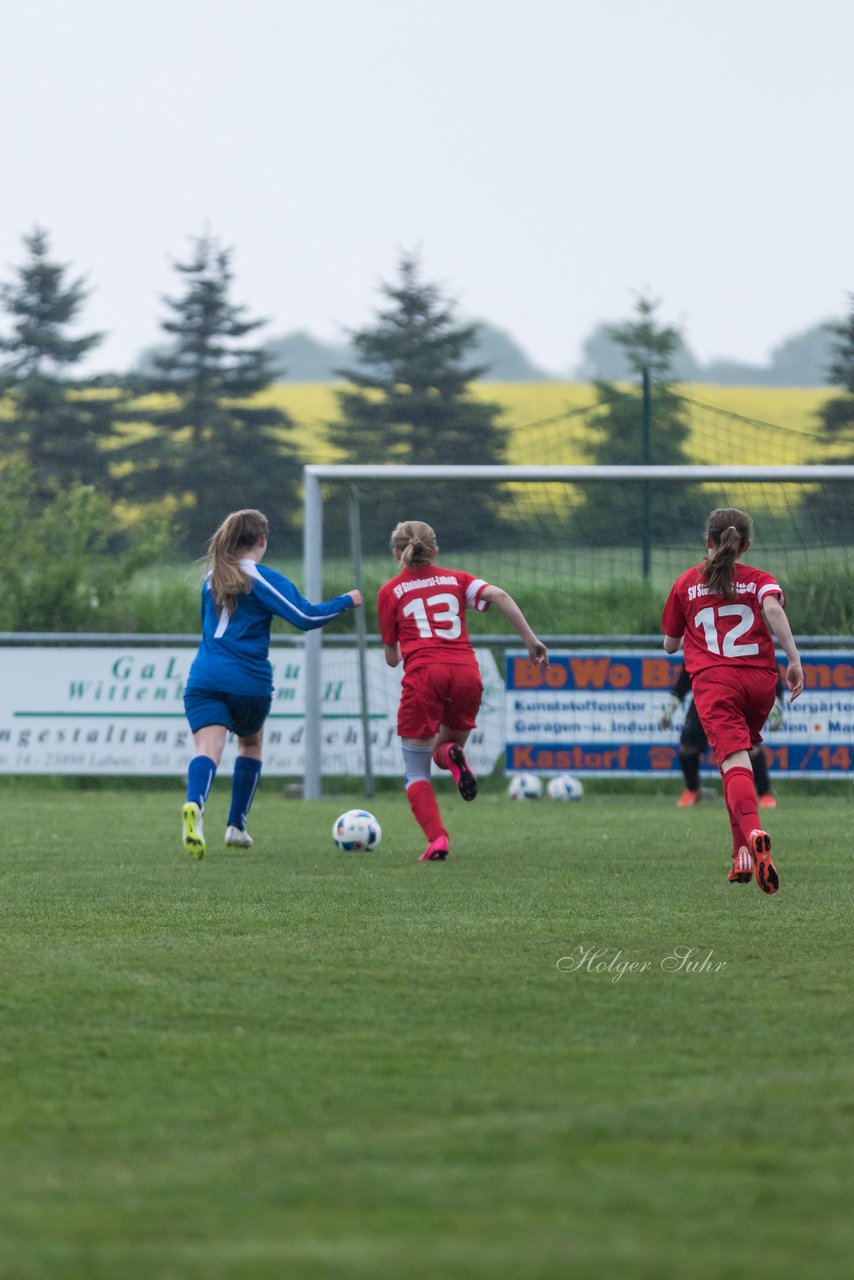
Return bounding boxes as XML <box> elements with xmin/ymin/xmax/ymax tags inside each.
<box><xmin>687</xmin><ymin>580</ymin><xmax>759</xmax><ymax>602</ymax></box>
<box><xmin>393</xmin><ymin>575</ymin><xmax>460</xmax><ymax>600</ymax></box>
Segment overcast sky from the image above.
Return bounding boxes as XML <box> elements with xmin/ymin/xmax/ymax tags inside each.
<box><xmin>1</xmin><ymin>0</ymin><xmax>852</xmax><ymax>376</ymax></box>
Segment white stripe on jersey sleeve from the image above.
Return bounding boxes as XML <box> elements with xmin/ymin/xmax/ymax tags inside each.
<box><xmin>465</xmin><ymin>578</ymin><xmax>489</xmax><ymax>611</ymax></box>
<box><xmin>757</xmin><ymin>583</ymin><xmax>783</xmax><ymax>603</ymax></box>
<box><xmin>241</xmin><ymin>560</ymin><xmax>318</xmax><ymax>623</ymax></box>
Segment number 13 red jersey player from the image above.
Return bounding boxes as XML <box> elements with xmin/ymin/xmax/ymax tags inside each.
<box><xmin>378</xmin><ymin>520</ymin><xmax>548</xmax><ymax>863</ymax></box>
<box><xmin>662</xmin><ymin>507</ymin><xmax>803</xmax><ymax>893</ymax></box>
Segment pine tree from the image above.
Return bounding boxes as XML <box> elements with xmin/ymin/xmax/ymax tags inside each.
<box><xmin>327</xmin><ymin>253</ymin><xmax>508</xmax><ymax>551</ymax></box>
<box><xmin>825</xmin><ymin>299</ymin><xmax>854</xmax><ymax>394</ymax></box>
<box><xmin>570</xmin><ymin>296</ymin><xmax>708</xmax><ymax>546</ymax></box>
<box><xmin>803</xmin><ymin>293</ymin><xmax>854</xmax><ymax>541</ymax></box>
<box><xmin>117</xmin><ymin>234</ymin><xmax>300</xmax><ymax>553</ymax></box>
<box><xmin>0</xmin><ymin>227</ymin><xmax>112</xmax><ymax>496</ymax></box>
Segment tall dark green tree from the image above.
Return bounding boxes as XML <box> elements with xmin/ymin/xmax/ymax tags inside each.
<box><xmin>802</xmin><ymin>292</ymin><xmax>854</xmax><ymax>541</ymax></box>
<box><xmin>570</xmin><ymin>295</ymin><xmax>708</xmax><ymax>546</ymax></box>
<box><xmin>0</xmin><ymin>227</ymin><xmax>113</xmax><ymax>496</ymax></box>
<box><xmin>118</xmin><ymin>234</ymin><xmax>300</xmax><ymax>554</ymax></box>
<box><xmin>327</xmin><ymin>253</ymin><xmax>509</xmax><ymax>550</ymax></box>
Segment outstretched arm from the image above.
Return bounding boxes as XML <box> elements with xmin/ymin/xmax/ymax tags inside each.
<box><xmin>762</xmin><ymin>596</ymin><xmax>803</xmax><ymax>700</ymax></box>
<box><xmin>480</xmin><ymin>585</ymin><xmax>548</xmax><ymax>667</ymax></box>
<box><xmin>251</xmin><ymin>564</ymin><xmax>362</xmax><ymax>632</ymax></box>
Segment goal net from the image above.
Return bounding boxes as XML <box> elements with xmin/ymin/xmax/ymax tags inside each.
<box><xmin>299</xmin><ymin>463</ymin><xmax>854</xmax><ymax>796</ymax></box>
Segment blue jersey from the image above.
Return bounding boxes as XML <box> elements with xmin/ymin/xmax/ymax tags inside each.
<box><xmin>186</xmin><ymin>560</ymin><xmax>353</xmax><ymax>697</ymax></box>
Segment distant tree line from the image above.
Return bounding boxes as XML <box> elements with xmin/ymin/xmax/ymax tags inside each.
<box><xmin>174</xmin><ymin>314</ymin><xmax>841</xmax><ymax>386</ymax></box>
<box><xmin>575</xmin><ymin>318</ymin><xmax>838</xmax><ymax>388</ymax></box>
<box><xmin>139</xmin><ymin>293</ymin><xmax>842</xmax><ymax>390</ymax></box>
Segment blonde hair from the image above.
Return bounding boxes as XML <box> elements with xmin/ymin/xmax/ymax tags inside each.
<box><xmin>206</xmin><ymin>509</ymin><xmax>269</xmax><ymax>614</ymax></box>
<box><xmin>389</xmin><ymin>520</ymin><xmax>438</xmax><ymax>568</ymax></box>
<box><xmin>700</xmin><ymin>507</ymin><xmax>753</xmax><ymax>600</ymax></box>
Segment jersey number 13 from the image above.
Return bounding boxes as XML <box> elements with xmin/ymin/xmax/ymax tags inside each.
<box><xmin>401</xmin><ymin>593</ymin><xmax>462</xmax><ymax>640</ymax></box>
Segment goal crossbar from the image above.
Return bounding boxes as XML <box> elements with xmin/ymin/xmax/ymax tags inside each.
<box><xmin>304</xmin><ymin>463</ymin><xmax>854</xmax><ymax>482</ymax></box>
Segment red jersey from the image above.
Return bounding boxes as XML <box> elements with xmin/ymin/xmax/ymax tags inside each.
<box><xmin>662</xmin><ymin>562</ymin><xmax>785</xmax><ymax>676</ymax></box>
<box><xmin>378</xmin><ymin>564</ymin><xmax>490</xmax><ymax>672</ymax></box>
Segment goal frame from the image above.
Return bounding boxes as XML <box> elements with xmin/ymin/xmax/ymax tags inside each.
<box><xmin>301</xmin><ymin>463</ymin><xmax>854</xmax><ymax>798</ymax></box>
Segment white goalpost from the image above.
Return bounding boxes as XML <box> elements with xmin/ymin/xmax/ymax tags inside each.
<box><xmin>301</xmin><ymin>463</ymin><xmax>854</xmax><ymax>799</ymax></box>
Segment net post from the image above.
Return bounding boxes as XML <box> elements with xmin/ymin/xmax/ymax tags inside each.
<box><xmin>348</xmin><ymin>484</ymin><xmax>374</xmax><ymax>798</ymax></box>
<box><xmin>641</xmin><ymin>367</ymin><xmax>652</xmax><ymax>579</ymax></box>
<box><xmin>303</xmin><ymin>469</ymin><xmax>323</xmax><ymax>800</ymax></box>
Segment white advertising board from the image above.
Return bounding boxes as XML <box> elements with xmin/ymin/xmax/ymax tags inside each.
<box><xmin>0</xmin><ymin>645</ymin><xmax>505</xmax><ymax>777</ymax></box>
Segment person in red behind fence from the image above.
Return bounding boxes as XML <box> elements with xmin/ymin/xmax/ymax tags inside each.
<box><xmin>661</xmin><ymin>507</ymin><xmax>803</xmax><ymax>893</ymax></box>
<box><xmin>378</xmin><ymin>519</ymin><xmax>548</xmax><ymax>863</ymax></box>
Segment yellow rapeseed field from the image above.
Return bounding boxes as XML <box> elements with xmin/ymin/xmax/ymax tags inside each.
<box><xmin>25</xmin><ymin>383</ymin><xmax>830</xmax><ymax>469</ymax></box>
<box><xmin>256</xmin><ymin>384</ymin><xmax>345</xmax><ymax>463</ymax></box>
<box><xmin>261</xmin><ymin>381</ymin><xmax>830</xmax><ymax>467</ymax></box>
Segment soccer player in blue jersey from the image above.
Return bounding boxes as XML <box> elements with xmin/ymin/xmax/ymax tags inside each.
<box><xmin>181</xmin><ymin>509</ymin><xmax>361</xmax><ymax>859</ymax></box>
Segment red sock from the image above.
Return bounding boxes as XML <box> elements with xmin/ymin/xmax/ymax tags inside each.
<box><xmin>722</xmin><ymin>766</ymin><xmax>761</xmax><ymax>846</ymax></box>
<box><xmin>728</xmin><ymin>808</ymin><xmax>742</xmax><ymax>857</ymax></box>
<box><xmin>432</xmin><ymin>743</ymin><xmax>452</xmax><ymax>771</ymax></box>
<box><xmin>406</xmin><ymin>780</ymin><xmax>447</xmax><ymax>842</ymax></box>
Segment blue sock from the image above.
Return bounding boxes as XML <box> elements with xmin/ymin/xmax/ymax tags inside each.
<box><xmin>228</xmin><ymin>757</ymin><xmax>262</xmax><ymax>830</ymax></box>
<box><xmin>187</xmin><ymin>755</ymin><xmax>217</xmax><ymax>810</ymax></box>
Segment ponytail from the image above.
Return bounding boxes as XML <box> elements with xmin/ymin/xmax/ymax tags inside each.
<box><xmin>206</xmin><ymin>509</ymin><xmax>269</xmax><ymax>614</ymax></box>
<box><xmin>700</xmin><ymin>507</ymin><xmax>752</xmax><ymax>599</ymax></box>
<box><xmin>389</xmin><ymin>520</ymin><xmax>438</xmax><ymax>568</ymax></box>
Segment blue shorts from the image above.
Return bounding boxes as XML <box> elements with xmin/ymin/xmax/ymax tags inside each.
<box><xmin>184</xmin><ymin>688</ymin><xmax>272</xmax><ymax>737</ymax></box>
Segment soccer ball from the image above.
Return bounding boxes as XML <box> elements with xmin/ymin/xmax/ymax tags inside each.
<box><xmin>332</xmin><ymin>809</ymin><xmax>382</xmax><ymax>852</ymax></box>
<box><xmin>546</xmin><ymin>773</ymin><xmax>584</xmax><ymax>802</ymax></box>
<box><xmin>507</xmin><ymin>773</ymin><xmax>543</xmax><ymax>800</ymax></box>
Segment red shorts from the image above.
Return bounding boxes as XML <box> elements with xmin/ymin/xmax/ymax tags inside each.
<box><xmin>691</xmin><ymin>666</ymin><xmax>777</xmax><ymax>765</ymax></box>
<box><xmin>397</xmin><ymin>662</ymin><xmax>483</xmax><ymax>740</ymax></box>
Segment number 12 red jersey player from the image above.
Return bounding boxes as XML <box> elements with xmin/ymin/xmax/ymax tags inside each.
<box><xmin>662</xmin><ymin>507</ymin><xmax>803</xmax><ymax>893</ymax></box>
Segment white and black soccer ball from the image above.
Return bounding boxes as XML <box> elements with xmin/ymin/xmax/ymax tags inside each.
<box><xmin>546</xmin><ymin>773</ymin><xmax>584</xmax><ymax>802</ymax></box>
<box><xmin>507</xmin><ymin>773</ymin><xmax>543</xmax><ymax>800</ymax></box>
<box><xmin>332</xmin><ymin>808</ymin><xmax>382</xmax><ymax>852</ymax></box>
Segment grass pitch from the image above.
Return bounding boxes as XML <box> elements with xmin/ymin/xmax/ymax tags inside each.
<box><xmin>1</xmin><ymin>781</ymin><xmax>851</xmax><ymax>1280</ymax></box>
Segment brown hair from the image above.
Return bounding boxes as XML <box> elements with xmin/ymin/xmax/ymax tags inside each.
<box><xmin>700</xmin><ymin>507</ymin><xmax>753</xmax><ymax>599</ymax></box>
<box><xmin>389</xmin><ymin>520</ymin><xmax>438</xmax><ymax>568</ymax></box>
<box><xmin>206</xmin><ymin>509</ymin><xmax>269</xmax><ymax>614</ymax></box>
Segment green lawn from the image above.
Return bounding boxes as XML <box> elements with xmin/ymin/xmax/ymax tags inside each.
<box><xmin>1</xmin><ymin>782</ymin><xmax>851</xmax><ymax>1279</ymax></box>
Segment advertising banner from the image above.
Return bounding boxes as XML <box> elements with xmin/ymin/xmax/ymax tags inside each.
<box><xmin>0</xmin><ymin>645</ymin><xmax>504</xmax><ymax>777</ymax></box>
<box><xmin>3</xmin><ymin>643</ymin><xmax>850</xmax><ymax>778</ymax></box>
<box><xmin>505</xmin><ymin>649</ymin><xmax>854</xmax><ymax>778</ymax></box>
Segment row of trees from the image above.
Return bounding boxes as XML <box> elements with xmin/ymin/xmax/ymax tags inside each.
<box><xmin>1</xmin><ymin>228</ymin><xmax>853</xmax><ymax>558</ymax></box>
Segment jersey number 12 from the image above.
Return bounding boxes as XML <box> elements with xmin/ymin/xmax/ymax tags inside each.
<box><xmin>693</xmin><ymin>603</ymin><xmax>759</xmax><ymax>657</ymax></box>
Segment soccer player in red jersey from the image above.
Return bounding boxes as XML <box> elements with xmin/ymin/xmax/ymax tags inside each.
<box><xmin>662</xmin><ymin>508</ymin><xmax>803</xmax><ymax>892</ymax></box>
<box><xmin>378</xmin><ymin>520</ymin><xmax>548</xmax><ymax>863</ymax></box>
